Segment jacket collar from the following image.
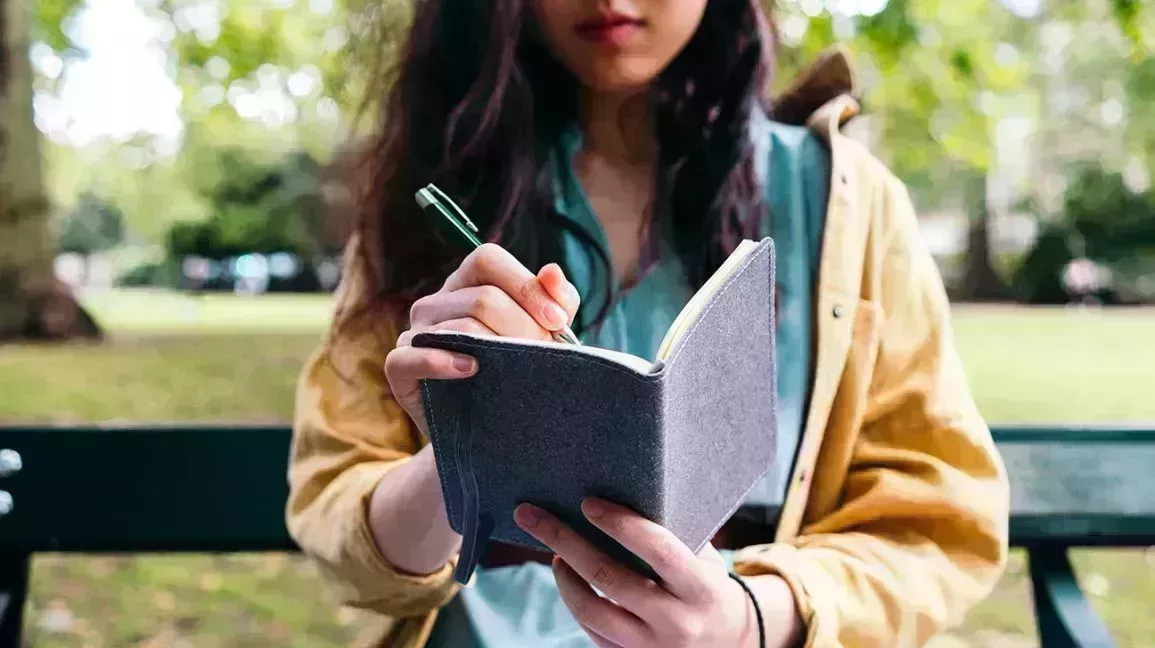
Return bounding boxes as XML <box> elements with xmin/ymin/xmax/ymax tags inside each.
<box><xmin>770</xmin><ymin>46</ymin><xmax>860</xmax><ymax>131</ymax></box>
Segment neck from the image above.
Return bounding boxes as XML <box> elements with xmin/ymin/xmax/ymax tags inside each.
<box><xmin>578</xmin><ymin>87</ymin><xmax>654</xmax><ymax>164</ymax></box>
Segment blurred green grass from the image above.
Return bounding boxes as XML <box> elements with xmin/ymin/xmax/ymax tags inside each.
<box><xmin>3</xmin><ymin>292</ymin><xmax>1154</xmax><ymax>646</ymax></box>
<box><xmin>81</xmin><ymin>289</ymin><xmax>334</xmax><ymax>334</ymax></box>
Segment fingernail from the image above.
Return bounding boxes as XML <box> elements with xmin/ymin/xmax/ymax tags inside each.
<box><xmin>453</xmin><ymin>355</ymin><xmax>476</xmax><ymax>373</ymax></box>
<box><xmin>544</xmin><ymin>302</ymin><xmax>567</xmax><ymax>328</ymax></box>
<box><xmin>582</xmin><ymin>498</ymin><xmax>606</xmax><ymax>520</ymax></box>
<box><xmin>566</xmin><ymin>282</ymin><xmax>580</xmax><ymax>304</ymax></box>
<box><xmin>515</xmin><ymin>504</ymin><xmax>541</xmax><ymax>529</ymax></box>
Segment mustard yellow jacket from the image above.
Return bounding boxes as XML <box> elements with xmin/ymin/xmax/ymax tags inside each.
<box><xmin>286</xmin><ymin>49</ymin><xmax>1009</xmax><ymax>648</ymax></box>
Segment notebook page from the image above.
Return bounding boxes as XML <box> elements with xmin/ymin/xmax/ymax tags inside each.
<box><xmin>654</xmin><ymin>239</ymin><xmax>759</xmax><ymax>363</ymax></box>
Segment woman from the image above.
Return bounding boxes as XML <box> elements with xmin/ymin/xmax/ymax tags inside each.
<box><xmin>287</xmin><ymin>0</ymin><xmax>1009</xmax><ymax>646</ymax></box>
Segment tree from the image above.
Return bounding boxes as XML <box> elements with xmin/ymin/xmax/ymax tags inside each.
<box><xmin>0</xmin><ymin>0</ymin><xmax>98</xmax><ymax>341</ymax></box>
<box><xmin>58</xmin><ymin>191</ymin><xmax>126</xmax><ymax>285</ymax></box>
<box><xmin>767</xmin><ymin>0</ymin><xmax>1150</xmax><ymax>301</ymax></box>
<box><xmin>771</xmin><ymin>0</ymin><xmax>1028</xmax><ymax>300</ymax></box>
<box><xmin>166</xmin><ymin>148</ymin><xmax>330</xmax><ymax>259</ymax></box>
<box><xmin>59</xmin><ymin>192</ymin><xmax>126</xmax><ymax>256</ymax></box>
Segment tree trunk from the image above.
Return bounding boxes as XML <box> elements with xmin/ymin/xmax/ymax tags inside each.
<box><xmin>0</xmin><ymin>0</ymin><xmax>100</xmax><ymax>341</ymax></box>
<box><xmin>960</xmin><ymin>170</ymin><xmax>1011</xmax><ymax>302</ymax></box>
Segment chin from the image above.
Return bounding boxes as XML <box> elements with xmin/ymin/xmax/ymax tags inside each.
<box><xmin>576</xmin><ymin>59</ymin><xmax>661</xmax><ymax>94</ymax></box>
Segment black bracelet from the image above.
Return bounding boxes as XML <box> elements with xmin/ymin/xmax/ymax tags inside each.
<box><xmin>729</xmin><ymin>572</ymin><xmax>766</xmax><ymax>648</ymax></box>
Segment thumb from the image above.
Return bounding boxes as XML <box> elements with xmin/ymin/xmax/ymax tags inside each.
<box><xmin>696</xmin><ymin>542</ymin><xmax>726</xmax><ymax>567</ymax></box>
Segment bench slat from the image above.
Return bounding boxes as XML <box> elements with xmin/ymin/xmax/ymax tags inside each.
<box><xmin>997</xmin><ymin>429</ymin><xmax>1155</xmax><ymax>545</ymax></box>
<box><xmin>2</xmin><ymin>425</ymin><xmax>1153</xmax><ymax>550</ymax></box>
<box><xmin>0</xmin><ymin>426</ymin><xmax>295</xmax><ymax>552</ymax></box>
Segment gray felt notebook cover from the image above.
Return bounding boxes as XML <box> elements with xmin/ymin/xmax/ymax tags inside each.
<box><xmin>413</xmin><ymin>238</ymin><xmax>777</xmax><ymax>585</ymax></box>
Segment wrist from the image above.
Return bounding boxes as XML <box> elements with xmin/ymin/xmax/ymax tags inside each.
<box><xmin>745</xmin><ymin>574</ymin><xmax>803</xmax><ymax>648</ymax></box>
<box><xmin>739</xmin><ymin>593</ymin><xmax>761</xmax><ymax>648</ymax></box>
<box><xmin>368</xmin><ymin>447</ymin><xmax>460</xmax><ymax>575</ymax></box>
<box><xmin>728</xmin><ymin>572</ymin><xmax>764</xmax><ymax>648</ymax></box>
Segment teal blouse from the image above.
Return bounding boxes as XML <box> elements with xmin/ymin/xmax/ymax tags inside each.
<box><xmin>426</xmin><ymin>110</ymin><xmax>830</xmax><ymax>647</ymax></box>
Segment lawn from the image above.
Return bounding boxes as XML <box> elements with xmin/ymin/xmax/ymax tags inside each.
<box><xmin>2</xmin><ymin>290</ymin><xmax>1153</xmax><ymax>647</ymax></box>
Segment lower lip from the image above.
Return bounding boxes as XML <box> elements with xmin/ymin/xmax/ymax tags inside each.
<box><xmin>575</xmin><ymin>22</ymin><xmax>642</xmax><ymax>45</ymax></box>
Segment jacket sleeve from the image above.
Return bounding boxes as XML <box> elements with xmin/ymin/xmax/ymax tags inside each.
<box><xmin>733</xmin><ymin>176</ymin><xmax>1010</xmax><ymax>647</ymax></box>
<box><xmin>285</xmin><ymin>248</ymin><xmax>460</xmax><ymax>617</ymax></box>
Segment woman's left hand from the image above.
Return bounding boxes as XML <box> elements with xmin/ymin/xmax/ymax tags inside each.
<box><xmin>514</xmin><ymin>498</ymin><xmax>794</xmax><ymax>648</ymax></box>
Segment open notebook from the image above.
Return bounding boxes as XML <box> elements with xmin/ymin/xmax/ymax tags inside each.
<box><xmin>413</xmin><ymin>238</ymin><xmax>778</xmax><ymax>584</ymax></box>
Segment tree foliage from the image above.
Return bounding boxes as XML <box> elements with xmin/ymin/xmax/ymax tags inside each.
<box><xmin>166</xmin><ymin>148</ymin><xmax>330</xmax><ymax>259</ymax></box>
<box><xmin>58</xmin><ymin>191</ymin><xmax>125</xmax><ymax>255</ymax></box>
<box><xmin>30</xmin><ymin>0</ymin><xmax>83</xmax><ymax>53</ymax></box>
<box><xmin>28</xmin><ymin>0</ymin><xmax>1155</xmax><ymax>302</ymax></box>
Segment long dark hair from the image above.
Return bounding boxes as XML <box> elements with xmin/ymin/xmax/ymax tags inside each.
<box><xmin>345</xmin><ymin>0</ymin><xmax>774</xmax><ymax>334</ymax></box>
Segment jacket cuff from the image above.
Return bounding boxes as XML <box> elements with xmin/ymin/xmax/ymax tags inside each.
<box><xmin>349</xmin><ymin>462</ymin><xmax>461</xmax><ymax>613</ymax></box>
<box><xmin>733</xmin><ymin>543</ymin><xmax>836</xmax><ymax>648</ymax></box>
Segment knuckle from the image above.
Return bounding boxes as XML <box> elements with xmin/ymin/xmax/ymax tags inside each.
<box><xmin>672</xmin><ymin>615</ymin><xmax>703</xmax><ymax>641</ymax></box>
<box><xmin>471</xmin><ymin>285</ymin><xmax>504</xmax><ymax>319</ymax></box>
<box><xmin>409</xmin><ymin>297</ymin><xmax>431</xmax><ymax>324</ymax></box>
<box><xmin>412</xmin><ymin>351</ymin><xmax>441</xmax><ymax>375</ymax></box>
<box><xmin>590</xmin><ymin>562</ymin><xmax>616</xmax><ymax>592</ymax></box>
<box><xmin>383</xmin><ymin>349</ymin><xmax>401</xmax><ymax>378</ymax></box>
<box><xmin>651</xmin><ymin>537</ymin><xmax>679</xmax><ymax>571</ymax></box>
<box><xmin>396</xmin><ymin>330</ymin><xmax>414</xmax><ymax>348</ymax></box>
<box><xmin>474</xmin><ymin>243</ymin><xmax>502</xmax><ymax>268</ymax></box>
<box><xmin>517</xmin><ymin>278</ymin><xmax>537</xmax><ymax>303</ymax></box>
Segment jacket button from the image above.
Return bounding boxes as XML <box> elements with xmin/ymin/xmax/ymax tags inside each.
<box><xmin>832</xmin><ymin>304</ymin><xmax>843</xmax><ymax>318</ymax></box>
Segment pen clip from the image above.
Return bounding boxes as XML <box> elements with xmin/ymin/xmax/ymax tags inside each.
<box><xmin>426</xmin><ymin>184</ymin><xmax>479</xmax><ymax>234</ymax></box>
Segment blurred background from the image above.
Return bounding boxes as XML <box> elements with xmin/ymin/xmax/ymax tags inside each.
<box><xmin>0</xmin><ymin>0</ymin><xmax>1153</xmax><ymax>645</ymax></box>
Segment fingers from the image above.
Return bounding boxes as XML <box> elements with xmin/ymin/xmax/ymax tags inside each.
<box><xmin>580</xmin><ymin>498</ymin><xmax>710</xmax><ymax>604</ymax></box>
<box><xmin>514</xmin><ymin>504</ymin><xmax>674</xmax><ymax>618</ymax></box>
<box><xmin>409</xmin><ymin>287</ymin><xmax>549</xmax><ymax>340</ymax></box>
<box><xmin>384</xmin><ymin>345</ymin><xmax>477</xmax><ymax>384</ymax></box>
<box><xmin>397</xmin><ymin>316</ymin><xmax>497</xmax><ymax>348</ymax></box>
<box><xmin>538</xmin><ymin>263</ymin><xmax>580</xmax><ymax>324</ymax></box>
<box><xmin>442</xmin><ymin>244</ymin><xmax>571</xmax><ymax>331</ymax></box>
<box><xmin>587</xmin><ymin>630</ymin><xmax>623</xmax><ymax>648</ymax></box>
<box><xmin>553</xmin><ymin>557</ymin><xmax>649</xmax><ymax>648</ymax></box>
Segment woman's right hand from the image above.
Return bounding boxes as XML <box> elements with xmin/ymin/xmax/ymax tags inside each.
<box><xmin>384</xmin><ymin>243</ymin><xmax>580</xmax><ymax>436</ymax></box>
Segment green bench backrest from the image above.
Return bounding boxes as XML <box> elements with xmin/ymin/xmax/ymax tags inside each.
<box><xmin>1</xmin><ymin>425</ymin><xmax>1153</xmax><ymax>552</ymax></box>
<box><xmin>0</xmin><ymin>426</ymin><xmax>295</xmax><ymax>552</ymax></box>
<box><xmin>995</xmin><ymin>427</ymin><xmax>1155</xmax><ymax>545</ymax></box>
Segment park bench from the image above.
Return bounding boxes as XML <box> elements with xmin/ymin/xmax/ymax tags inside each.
<box><xmin>0</xmin><ymin>424</ymin><xmax>1152</xmax><ymax>647</ymax></box>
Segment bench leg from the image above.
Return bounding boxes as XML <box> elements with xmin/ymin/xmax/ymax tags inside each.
<box><xmin>1027</xmin><ymin>545</ymin><xmax>1116</xmax><ymax>648</ymax></box>
<box><xmin>0</xmin><ymin>553</ymin><xmax>29</xmax><ymax>648</ymax></box>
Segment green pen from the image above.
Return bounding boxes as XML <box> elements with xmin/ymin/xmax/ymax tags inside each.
<box><xmin>415</xmin><ymin>183</ymin><xmax>582</xmax><ymax>346</ymax></box>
